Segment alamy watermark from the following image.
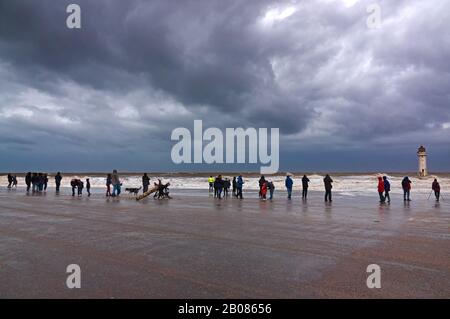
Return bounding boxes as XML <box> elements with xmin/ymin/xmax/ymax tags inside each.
<box><xmin>66</xmin><ymin>264</ymin><xmax>81</xmax><ymax>289</ymax></box>
<box><xmin>366</xmin><ymin>264</ymin><xmax>381</xmax><ymax>289</ymax></box>
<box><xmin>171</xmin><ymin>120</ymin><xmax>279</xmax><ymax>174</ymax></box>
<box><xmin>66</xmin><ymin>4</ymin><xmax>81</xmax><ymax>29</ymax></box>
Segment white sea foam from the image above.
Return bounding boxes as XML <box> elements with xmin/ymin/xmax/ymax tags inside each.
<box><xmin>1</xmin><ymin>173</ymin><xmax>449</xmax><ymax>196</ymax></box>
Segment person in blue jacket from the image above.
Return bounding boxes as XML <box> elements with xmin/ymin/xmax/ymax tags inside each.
<box><xmin>383</xmin><ymin>176</ymin><xmax>391</xmax><ymax>203</ymax></box>
<box><xmin>236</xmin><ymin>175</ymin><xmax>244</xmax><ymax>199</ymax></box>
<box><xmin>285</xmin><ymin>174</ymin><xmax>293</xmax><ymax>199</ymax></box>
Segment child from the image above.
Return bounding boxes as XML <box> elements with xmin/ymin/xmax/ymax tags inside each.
<box><xmin>106</xmin><ymin>174</ymin><xmax>112</xmax><ymax>197</ymax></box>
<box><xmin>261</xmin><ymin>181</ymin><xmax>268</xmax><ymax>200</ymax></box>
<box><xmin>86</xmin><ymin>178</ymin><xmax>91</xmax><ymax>197</ymax></box>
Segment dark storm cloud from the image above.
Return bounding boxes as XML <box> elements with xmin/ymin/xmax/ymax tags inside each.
<box><xmin>0</xmin><ymin>0</ymin><xmax>450</xmax><ymax>171</ymax></box>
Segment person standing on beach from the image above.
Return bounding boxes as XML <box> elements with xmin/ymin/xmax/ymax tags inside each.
<box><xmin>214</xmin><ymin>176</ymin><xmax>223</xmax><ymax>198</ymax></box>
<box><xmin>142</xmin><ymin>173</ymin><xmax>150</xmax><ymax>193</ymax></box>
<box><xmin>55</xmin><ymin>172</ymin><xmax>62</xmax><ymax>193</ymax></box>
<box><xmin>25</xmin><ymin>172</ymin><xmax>32</xmax><ymax>192</ymax></box>
<box><xmin>258</xmin><ymin>175</ymin><xmax>266</xmax><ymax>198</ymax></box>
<box><xmin>37</xmin><ymin>173</ymin><xmax>44</xmax><ymax>192</ymax></box>
<box><xmin>236</xmin><ymin>175</ymin><xmax>244</xmax><ymax>199</ymax></box>
<box><xmin>285</xmin><ymin>174</ymin><xmax>293</xmax><ymax>199</ymax></box>
<box><xmin>324</xmin><ymin>174</ymin><xmax>333</xmax><ymax>202</ymax></box>
<box><xmin>70</xmin><ymin>179</ymin><xmax>77</xmax><ymax>196</ymax></box>
<box><xmin>402</xmin><ymin>176</ymin><xmax>412</xmax><ymax>201</ymax></box>
<box><xmin>224</xmin><ymin>178</ymin><xmax>230</xmax><ymax>197</ymax></box>
<box><xmin>268</xmin><ymin>181</ymin><xmax>275</xmax><ymax>200</ymax></box>
<box><xmin>12</xmin><ymin>175</ymin><xmax>18</xmax><ymax>187</ymax></box>
<box><xmin>31</xmin><ymin>173</ymin><xmax>38</xmax><ymax>192</ymax></box>
<box><xmin>261</xmin><ymin>181</ymin><xmax>268</xmax><ymax>200</ymax></box>
<box><xmin>208</xmin><ymin>176</ymin><xmax>215</xmax><ymax>193</ymax></box>
<box><xmin>43</xmin><ymin>174</ymin><xmax>48</xmax><ymax>191</ymax></box>
<box><xmin>78</xmin><ymin>180</ymin><xmax>84</xmax><ymax>196</ymax></box>
<box><xmin>106</xmin><ymin>174</ymin><xmax>112</xmax><ymax>197</ymax></box>
<box><xmin>7</xmin><ymin>174</ymin><xmax>12</xmax><ymax>188</ymax></box>
<box><xmin>111</xmin><ymin>170</ymin><xmax>121</xmax><ymax>197</ymax></box>
<box><xmin>432</xmin><ymin>179</ymin><xmax>441</xmax><ymax>201</ymax></box>
<box><xmin>383</xmin><ymin>176</ymin><xmax>391</xmax><ymax>203</ymax></box>
<box><xmin>86</xmin><ymin>178</ymin><xmax>91</xmax><ymax>197</ymax></box>
<box><xmin>215</xmin><ymin>175</ymin><xmax>224</xmax><ymax>199</ymax></box>
<box><xmin>302</xmin><ymin>175</ymin><xmax>310</xmax><ymax>200</ymax></box>
<box><xmin>377</xmin><ymin>176</ymin><xmax>385</xmax><ymax>203</ymax></box>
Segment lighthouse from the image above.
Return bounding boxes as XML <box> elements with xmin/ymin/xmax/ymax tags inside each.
<box><xmin>417</xmin><ymin>145</ymin><xmax>428</xmax><ymax>177</ymax></box>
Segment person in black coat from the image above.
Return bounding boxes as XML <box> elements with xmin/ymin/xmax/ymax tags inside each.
<box><xmin>70</xmin><ymin>179</ymin><xmax>77</xmax><ymax>196</ymax></box>
<box><xmin>323</xmin><ymin>174</ymin><xmax>333</xmax><ymax>202</ymax></box>
<box><xmin>432</xmin><ymin>179</ymin><xmax>440</xmax><ymax>201</ymax></box>
<box><xmin>302</xmin><ymin>175</ymin><xmax>310</xmax><ymax>200</ymax></box>
<box><xmin>223</xmin><ymin>178</ymin><xmax>231</xmax><ymax>197</ymax></box>
<box><xmin>215</xmin><ymin>175</ymin><xmax>224</xmax><ymax>199</ymax></box>
<box><xmin>77</xmin><ymin>180</ymin><xmax>84</xmax><ymax>196</ymax></box>
<box><xmin>7</xmin><ymin>174</ymin><xmax>13</xmax><ymax>188</ymax></box>
<box><xmin>55</xmin><ymin>172</ymin><xmax>63</xmax><ymax>193</ymax></box>
<box><xmin>142</xmin><ymin>173</ymin><xmax>150</xmax><ymax>193</ymax></box>
<box><xmin>86</xmin><ymin>178</ymin><xmax>91</xmax><ymax>197</ymax></box>
<box><xmin>25</xmin><ymin>172</ymin><xmax>32</xmax><ymax>192</ymax></box>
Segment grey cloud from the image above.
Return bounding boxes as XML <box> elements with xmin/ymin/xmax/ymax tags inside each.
<box><xmin>0</xmin><ymin>0</ymin><xmax>449</xmax><ymax>171</ymax></box>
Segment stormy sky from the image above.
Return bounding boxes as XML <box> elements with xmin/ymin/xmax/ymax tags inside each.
<box><xmin>0</xmin><ymin>0</ymin><xmax>449</xmax><ymax>172</ymax></box>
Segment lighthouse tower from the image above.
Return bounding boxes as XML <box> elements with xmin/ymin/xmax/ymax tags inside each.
<box><xmin>417</xmin><ymin>145</ymin><xmax>428</xmax><ymax>177</ymax></box>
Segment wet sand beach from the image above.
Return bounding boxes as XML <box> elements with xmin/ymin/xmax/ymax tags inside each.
<box><xmin>0</xmin><ymin>188</ymin><xmax>449</xmax><ymax>298</ymax></box>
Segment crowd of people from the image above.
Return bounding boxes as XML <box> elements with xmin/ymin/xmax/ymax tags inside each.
<box><xmin>208</xmin><ymin>175</ymin><xmax>243</xmax><ymax>199</ymax></box>
<box><xmin>2</xmin><ymin>171</ymin><xmax>444</xmax><ymax>203</ymax></box>
<box><xmin>207</xmin><ymin>174</ymin><xmax>443</xmax><ymax>203</ymax></box>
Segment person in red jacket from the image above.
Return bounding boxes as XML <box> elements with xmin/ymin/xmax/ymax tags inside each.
<box><xmin>377</xmin><ymin>176</ymin><xmax>385</xmax><ymax>203</ymax></box>
<box><xmin>432</xmin><ymin>179</ymin><xmax>441</xmax><ymax>202</ymax></box>
<box><xmin>261</xmin><ymin>181</ymin><xmax>268</xmax><ymax>200</ymax></box>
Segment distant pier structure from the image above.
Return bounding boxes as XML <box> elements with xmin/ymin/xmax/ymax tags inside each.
<box><xmin>417</xmin><ymin>145</ymin><xmax>428</xmax><ymax>177</ymax></box>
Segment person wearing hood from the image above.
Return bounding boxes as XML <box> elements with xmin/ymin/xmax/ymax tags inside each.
<box><xmin>208</xmin><ymin>176</ymin><xmax>215</xmax><ymax>193</ymax></box>
<box><xmin>323</xmin><ymin>174</ymin><xmax>333</xmax><ymax>202</ymax></box>
<box><xmin>432</xmin><ymin>179</ymin><xmax>441</xmax><ymax>201</ymax></box>
<box><xmin>377</xmin><ymin>176</ymin><xmax>385</xmax><ymax>203</ymax></box>
<box><xmin>402</xmin><ymin>176</ymin><xmax>412</xmax><ymax>201</ymax></box>
<box><xmin>236</xmin><ymin>175</ymin><xmax>244</xmax><ymax>199</ymax></box>
<box><xmin>302</xmin><ymin>175</ymin><xmax>310</xmax><ymax>200</ymax></box>
<box><xmin>25</xmin><ymin>172</ymin><xmax>32</xmax><ymax>192</ymax></box>
<box><xmin>142</xmin><ymin>173</ymin><xmax>150</xmax><ymax>193</ymax></box>
<box><xmin>55</xmin><ymin>172</ymin><xmax>63</xmax><ymax>193</ymax></box>
<box><xmin>111</xmin><ymin>170</ymin><xmax>121</xmax><ymax>197</ymax></box>
<box><xmin>383</xmin><ymin>176</ymin><xmax>391</xmax><ymax>203</ymax></box>
<box><xmin>285</xmin><ymin>174</ymin><xmax>293</xmax><ymax>199</ymax></box>
<box><xmin>258</xmin><ymin>175</ymin><xmax>266</xmax><ymax>198</ymax></box>
<box><xmin>261</xmin><ymin>181</ymin><xmax>268</xmax><ymax>200</ymax></box>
